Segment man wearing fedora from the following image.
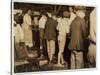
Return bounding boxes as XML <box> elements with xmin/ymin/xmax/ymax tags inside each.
<box><xmin>68</xmin><ymin>6</ymin><xmax>87</xmax><ymax>69</ymax></box>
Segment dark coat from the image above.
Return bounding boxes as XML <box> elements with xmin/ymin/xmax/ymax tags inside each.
<box><xmin>68</xmin><ymin>16</ymin><xmax>87</xmax><ymax>50</ymax></box>
<box><xmin>44</xmin><ymin>18</ymin><xmax>58</xmax><ymax>41</ymax></box>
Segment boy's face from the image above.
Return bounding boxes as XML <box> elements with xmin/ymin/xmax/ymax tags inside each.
<box><xmin>76</xmin><ymin>10</ymin><xmax>85</xmax><ymax>18</ymax></box>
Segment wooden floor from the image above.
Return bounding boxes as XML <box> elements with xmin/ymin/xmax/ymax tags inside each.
<box><xmin>14</xmin><ymin>59</ymin><xmax>69</xmax><ymax>73</ymax></box>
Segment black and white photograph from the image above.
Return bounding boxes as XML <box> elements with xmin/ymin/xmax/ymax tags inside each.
<box><xmin>12</xmin><ymin>1</ymin><xmax>96</xmax><ymax>74</ymax></box>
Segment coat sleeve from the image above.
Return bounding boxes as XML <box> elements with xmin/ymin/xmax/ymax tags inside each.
<box><xmin>81</xmin><ymin>19</ymin><xmax>87</xmax><ymax>38</ymax></box>
<box><xmin>56</xmin><ymin>24</ymin><xmax>59</xmax><ymax>30</ymax></box>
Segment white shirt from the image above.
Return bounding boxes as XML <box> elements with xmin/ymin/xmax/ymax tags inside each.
<box><xmin>39</xmin><ymin>16</ymin><xmax>47</xmax><ymax>29</ymax></box>
<box><xmin>57</xmin><ymin>18</ymin><xmax>70</xmax><ymax>35</ymax></box>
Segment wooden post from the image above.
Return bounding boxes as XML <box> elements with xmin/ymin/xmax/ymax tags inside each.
<box><xmin>56</xmin><ymin>6</ymin><xmax>62</xmax><ymax>15</ymax></box>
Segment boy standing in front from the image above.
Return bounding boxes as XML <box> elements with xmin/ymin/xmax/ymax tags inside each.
<box><xmin>45</xmin><ymin>12</ymin><xmax>58</xmax><ymax>64</ymax></box>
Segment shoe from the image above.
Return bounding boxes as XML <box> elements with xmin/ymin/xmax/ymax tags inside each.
<box><xmin>38</xmin><ymin>55</ymin><xmax>44</xmax><ymax>60</ymax></box>
<box><xmin>55</xmin><ymin>63</ymin><xmax>65</xmax><ymax>67</ymax></box>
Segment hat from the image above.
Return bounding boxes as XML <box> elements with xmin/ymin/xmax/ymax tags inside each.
<box><xmin>74</xmin><ymin>6</ymin><xmax>86</xmax><ymax>11</ymax></box>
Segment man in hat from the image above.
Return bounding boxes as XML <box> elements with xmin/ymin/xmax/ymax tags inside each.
<box><xmin>68</xmin><ymin>6</ymin><xmax>87</xmax><ymax>69</ymax></box>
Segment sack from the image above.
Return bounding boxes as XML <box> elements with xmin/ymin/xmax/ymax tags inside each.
<box><xmin>15</xmin><ymin>42</ymin><xmax>29</xmax><ymax>59</ymax></box>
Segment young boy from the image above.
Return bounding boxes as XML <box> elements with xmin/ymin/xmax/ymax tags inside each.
<box><xmin>56</xmin><ymin>11</ymin><xmax>70</xmax><ymax>67</ymax></box>
<box><xmin>45</xmin><ymin>12</ymin><xmax>58</xmax><ymax>64</ymax></box>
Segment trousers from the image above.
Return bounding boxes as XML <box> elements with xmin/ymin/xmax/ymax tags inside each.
<box><xmin>47</xmin><ymin>40</ymin><xmax>55</xmax><ymax>61</ymax></box>
<box><xmin>71</xmin><ymin>50</ymin><xmax>84</xmax><ymax>69</ymax></box>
